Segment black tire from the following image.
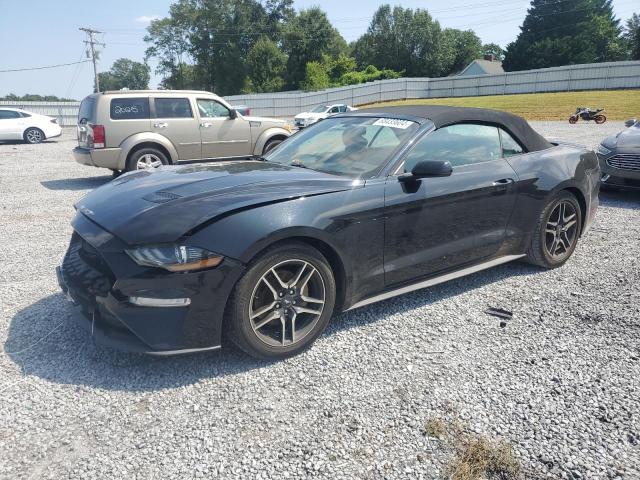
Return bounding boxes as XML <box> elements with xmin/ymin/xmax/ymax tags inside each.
<box><xmin>126</xmin><ymin>147</ymin><xmax>169</xmax><ymax>172</ymax></box>
<box><xmin>24</xmin><ymin>127</ymin><xmax>45</xmax><ymax>144</ymax></box>
<box><xmin>226</xmin><ymin>241</ymin><xmax>336</xmax><ymax>360</ymax></box>
<box><xmin>262</xmin><ymin>138</ymin><xmax>284</xmax><ymax>154</ymax></box>
<box><xmin>526</xmin><ymin>191</ymin><xmax>582</xmax><ymax>269</ymax></box>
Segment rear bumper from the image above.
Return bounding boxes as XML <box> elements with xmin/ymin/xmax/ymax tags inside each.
<box><xmin>73</xmin><ymin>146</ymin><xmax>122</xmax><ymax>170</ymax></box>
<box><xmin>57</xmin><ymin>214</ymin><xmax>245</xmax><ymax>355</ymax></box>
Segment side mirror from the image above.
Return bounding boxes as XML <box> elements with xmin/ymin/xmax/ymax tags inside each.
<box><xmin>399</xmin><ymin>160</ymin><xmax>453</xmax><ymax>182</ymax></box>
<box><xmin>625</xmin><ymin>118</ymin><xmax>637</xmax><ymax>128</ymax></box>
<box><xmin>229</xmin><ymin>108</ymin><xmax>238</xmax><ymax>120</ymax></box>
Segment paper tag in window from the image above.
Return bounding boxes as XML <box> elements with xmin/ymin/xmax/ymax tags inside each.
<box><xmin>372</xmin><ymin>118</ymin><xmax>414</xmax><ymax>129</ymax></box>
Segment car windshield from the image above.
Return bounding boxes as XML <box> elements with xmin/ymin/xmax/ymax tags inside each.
<box><xmin>310</xmin><ymin>105</ymin><xmax>329</xmax><ymax>113</ymax></box>
<box><xmin>263</xmin><ymin>116</ymin><xmax>421</xmax><ymax>178</ymax></box>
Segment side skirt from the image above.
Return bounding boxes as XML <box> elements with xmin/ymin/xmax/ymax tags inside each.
<box><xmin>346</xmin><ymin>254</ymin><xmax>525</xmax><ymax>311</ymax></box>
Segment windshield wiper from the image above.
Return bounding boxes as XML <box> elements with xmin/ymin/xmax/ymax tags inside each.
<box><xmin>290</xmin><ymin>161</ymin><xmax>309</xmax><ymax>169</ymax></box>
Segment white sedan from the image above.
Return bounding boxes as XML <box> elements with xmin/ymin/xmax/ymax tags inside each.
<box><xmin>0</xmin><ymin>108</ymin><xmax>62</xmax><ymax>144</ymax></box>
<box><xmin>294</xmin><ymin>104</ymin><xmax>357</xmax><ymax>129</ymax></box>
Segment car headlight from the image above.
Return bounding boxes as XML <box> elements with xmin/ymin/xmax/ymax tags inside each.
<box><xmin>126</xmin><ymin>245</ymin><xmax>224</xmax><ymax>272</ymax></box>
<box><xmin>597</xmin><ymin>144</ymin><xmax>612</xmax><ymax>156</ymax></box>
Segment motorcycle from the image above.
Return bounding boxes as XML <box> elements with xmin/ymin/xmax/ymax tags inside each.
<box><xmin>569</xmin><ymin>107</ymin><xmax>606</xmax><ymax>124</ymax></box>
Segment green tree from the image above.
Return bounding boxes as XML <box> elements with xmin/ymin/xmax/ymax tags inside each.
<box><xmin>352</xmin><ymin>5</ymin><xmax>480</xmax><ymax>78</ymax></box>
<box><xmin>624</xmin><ymin>13</ymin><xmax>640</xmax><ymax>59</ymax></box>
<box><xmin>503</xmin><ymin>0</ymin><xmax>626</xmax><ymax>71</ymax></box>
<box><xmin>300</xmin><ymin>61</ymin><xmax>330</xmax><ymax>91</ymax></box>
<box><xmin>283</xmin><ymin>7</ymin><xmax>347</xmax><ymax>89</ymax></box>
<box><xmin>144</xmin><ymin>15</ymin><xmax>194</xmax><ymax>89</ymax></box>
<box><xmin>482</xmin><ymin>43</ymin><xmax>505</xmax><ymax>61</ymax></box>
<box><xmin>243</xmin><ymin>36</ymin><xmax>287</xmax><ymax>93</ymax></box>
<box><xmin>98</xmin><ymin>58</ymin><xmax>150</xmax><ymax>91</ymax></box>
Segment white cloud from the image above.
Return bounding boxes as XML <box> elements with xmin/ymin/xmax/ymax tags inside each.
<box><xmin>135</xmin><ymin>15</ymin><xmax>161</xmax><ymax>24</ymax></box>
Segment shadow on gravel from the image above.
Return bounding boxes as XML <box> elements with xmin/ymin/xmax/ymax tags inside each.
<box><xmin>599</xmin><ymin>190</ymin><xmax>640</xmax><ymax>209</ymax></box>
<box><xmin>5</xmin><ymin>262</ymin><xmax>541</xmax><ymax>392</ymax></box>
<box><xmin>41</xmin><ymin>176</ymin><xmax>112</xmax><ymax>191</ymax></box>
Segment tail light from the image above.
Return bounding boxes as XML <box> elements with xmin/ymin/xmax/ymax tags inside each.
<box><xmin>245</xmin><ymin>108</ymin><xmax>251</xmax><ymax>116</ymax></box>
<box><xmin>92</xmin><ymin>124</ymin><xmax>105</xmax><ymax>149</ymax></box>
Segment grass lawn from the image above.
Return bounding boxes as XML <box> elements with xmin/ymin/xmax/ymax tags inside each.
<box><xmin>362</xmin><ymin>89</ymin><xmax>640</xmax><ymax>121</ymax></box>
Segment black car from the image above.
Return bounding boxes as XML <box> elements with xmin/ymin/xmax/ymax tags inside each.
<box><xmin>57</xmin><ymin>106</ymin><xmax>600</xmax><ymax>359</ymax></box>
<box><xmin>597</xmin><ymin>118</ymin><xmax>640</xmax><ymax>190</ymax></box>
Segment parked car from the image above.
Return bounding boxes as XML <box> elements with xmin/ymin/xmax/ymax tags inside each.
<box><xmin>294</xmin><ymin>104</ymin><xmax>357</xmax><ymax>129</ymax></box>
<box><xmin>597</xmin><ymin>118</ymin><xmax>640</xmax><ymax>190</ymax></box>
<box><xmin>0</xmin><ymin>107</ymin><xmax>62</xmax><ymax>144</ymax></box>
<box><xmin>57</xmin><ymin>106</ymin><xmax>599</xmax><ymax>359</ymax></box>
<box><xmin>73</xmin><ymin>90</ymin><xmax>292</xmax><ymax>173</ymax></box>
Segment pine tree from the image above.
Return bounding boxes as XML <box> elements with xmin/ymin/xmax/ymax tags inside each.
<box><xmin>503</xmin><ymin>0</ymin><xmax>626</xmax><ymax>71</ymax></box>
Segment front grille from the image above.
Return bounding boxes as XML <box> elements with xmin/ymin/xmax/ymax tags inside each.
<box><xmin>607</xmin><ymin>153</ymin><xmax>640</xmax><ymax>171</ymax></box>
<box><xmin>62</xmin><ymin>233</ymin><xmax>114</xmax><ymax>303</ymax></box>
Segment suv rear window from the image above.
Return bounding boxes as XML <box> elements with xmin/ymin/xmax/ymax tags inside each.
<box><xmin>110</xmin><ymin>98</ymin><xmax>150</xmax><ymax>120</ymax></box>
<box><xmin>78</xmin><ymin>97</ymin><xmax>96</xmax><ymax>123</ymax></box>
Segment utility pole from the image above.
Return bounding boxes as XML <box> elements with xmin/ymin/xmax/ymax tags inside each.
<box><xmin>79</xmin><ymin>27</ymin><xmax>105</xmax><ymax>93</ymax></box>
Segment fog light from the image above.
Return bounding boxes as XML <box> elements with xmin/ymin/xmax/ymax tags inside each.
<box><xmin>129</xmin><ymin>297</ymin><xmax>191</xmax><ymax>307</ymax></box>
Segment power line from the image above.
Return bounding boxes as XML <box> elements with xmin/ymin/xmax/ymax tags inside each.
<box><xmin>0</xmin><ymin>60</ymin><xmax>91</xmax><ymax>73</ymax></box>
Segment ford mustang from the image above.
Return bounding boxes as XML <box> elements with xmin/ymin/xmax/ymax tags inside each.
<box><xmin>57</xmin><ymin>106</ymin><xmax>600</xmax><ymax>359</ymax></box>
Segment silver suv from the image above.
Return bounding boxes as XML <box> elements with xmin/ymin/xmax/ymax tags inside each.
<box><xmin>73</xmin><ymin>90</ymin><xmax>291</xmax><ymax>172</ymax></box>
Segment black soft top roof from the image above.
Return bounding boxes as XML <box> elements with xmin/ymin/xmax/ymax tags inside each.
<box><xmin>360</xmin><ymin>105</ymin><xmax>552</xmax><ymax>152</ymax></box>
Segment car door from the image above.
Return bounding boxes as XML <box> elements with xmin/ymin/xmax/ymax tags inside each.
<box><xmin>0</xmin><ymin>109</ymin><xmax>23</xmax><ymax>140</ymax></box>
<box><xmin>196</xmin><ymin>98</ymin><xmax>251</xmax><ymax>159</ymax></box>
<box><xmin>383</xmin><ymin>123</ymin><xmax>519</xmax><ymax>287</ymax></box>
<box><xmin>152</xmin><ymin>97</ymin><xmax>201</xmax><ymax>160</ymax></box>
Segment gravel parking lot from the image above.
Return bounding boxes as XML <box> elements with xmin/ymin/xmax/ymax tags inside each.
<box><xmin>1</xmin><ymin>122</ymin><xmax>639</xmax><ymax>479</ymax></box>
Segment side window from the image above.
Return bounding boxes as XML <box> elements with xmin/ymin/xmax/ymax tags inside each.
<box><xmin>402</xmin><ymin>123</ymin><xmax>502</xmax><ymax>172</ymax></box>
<box><xmin>339</xmin><ymin>105</ymin><xmax>348</xmax><ymax>113</ymax></box>
<box><xmin>197</xmin><ymin>99</ymin><xmax>230</xmax><ymax>118</ymax></box>
<box><xmin>0</xmin><ymin>110</ymin><xmax>21</xmax><ymax>119</ymax></box>
<box><xmin>330</xmin><ymin>106</ymin><xmax>340</xmax><ymax>113</ymax></box>
<box><xmin>154</xmin><ymin>98</ymin><xmax>193</xmax><ymax>119</ymax></box>
<box><xmin>20</xmin><ymin>112</ymin><xmax>32</xmax><ymax>118</ymax></box>
<box><xmin>110</xmin><ymin>98</ymin><xmax>150</xmax><ymax>120</ymax></box>
<box><xmin>500</xmin><ymin>129</ymin><xmax>525</xmax><ymax>157</ymax></box>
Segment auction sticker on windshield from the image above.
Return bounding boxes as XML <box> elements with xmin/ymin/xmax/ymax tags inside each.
<box><xmin>372</xmin><ymin>118</ymin><xmax>414</xmax><ymax>129</ymax></box>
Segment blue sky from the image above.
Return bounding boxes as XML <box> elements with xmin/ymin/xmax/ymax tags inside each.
<box><xmin>0</xmin><ymin>0</ymin><xmax>637</xmax><ymax>99</ymax></box>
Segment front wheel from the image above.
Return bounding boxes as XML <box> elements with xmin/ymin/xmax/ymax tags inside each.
<box><xmin>526</xmin><ymin>191</ymin><xmax>582</xmax><ymax>269</ymax></box>
<box><xmin>568</xmin><ymin>116</ymin><xmax>578</xmax><ymax>124</ymax></box>
<box><xmin>24</xmin><ymin>127</ymin><xmax>45</xmax><ymax>144</ymax></box>
<box><xmin>227</xmin><ymin>242</ymin><xmax>336</xmax><ymax>360</ymax></box>
<box><xmin>595</xmin><ymin>115</ymin><xmax>606</xmax><ymax>124</ymax></box>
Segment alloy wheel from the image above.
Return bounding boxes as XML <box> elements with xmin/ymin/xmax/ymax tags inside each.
<box><xmin>544</xmin><ymin>201</ymin><xmax>578</xmax><ymax>260</ymax></box>
<box><xmin>136</xmin><ymin>153</ymin><xmax>163</xmax><ymax>170</ymax></box>
<box><xmin>26</xmin><ymin>129</ymin><xmax>43</xmax><ymax>143</ymax></box>
<box><xmin>249</xmin><ymin>259</ymin><xmax>326</xmax><ymax>347</ymax></box>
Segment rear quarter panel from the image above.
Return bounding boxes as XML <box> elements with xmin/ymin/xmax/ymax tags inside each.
<box><xmin>505</xmin><ymin>145</ymin><xmax>599</xmax><ymax>249</ymax></box>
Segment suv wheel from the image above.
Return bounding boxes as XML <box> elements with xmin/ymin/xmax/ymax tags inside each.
<box><xmin>127</xmin><ymin>147</ymin><xmax>169</xmax><ymax>172</ymax></box>
<box><xmin>227</xmin><ymin>242</ymin><xmax>336</xmax><ymax>360</ymax></box>
<box><xmin>263</xmin><ymin>138</ymin><xmax>283</xmax><ymax>154</ymax></box>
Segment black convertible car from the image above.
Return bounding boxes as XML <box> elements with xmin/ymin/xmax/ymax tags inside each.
<box><xmin>57</xmin><ymin>106</ymin><xmax>600</xmax><ymax>359</ymax></box>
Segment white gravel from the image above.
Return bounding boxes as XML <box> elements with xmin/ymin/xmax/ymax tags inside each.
<box><xmin>1</xmin><ymin>123</ymin><xmax>639</xmax><ymax>479</ymax></box>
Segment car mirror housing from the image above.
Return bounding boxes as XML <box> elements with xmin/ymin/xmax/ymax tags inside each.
<box><xmin>625</xmin><ymin>118</ymin><xmax>637</xmax><ymax>128</ymax></box>
<box><xmin>229</xmin><ymin>109</ymin><xmax>238</xmax><ymax>120</ymax></box>
<box><xmin>399</xmin><ymin>160</ymin><xmax>453</xmax><ymax>182</ymax></box>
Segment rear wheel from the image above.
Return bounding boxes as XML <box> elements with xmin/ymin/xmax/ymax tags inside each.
<box><xmin>227</xmin><ymin>242</ymin><xmax>336</xmax><ymax>360</ymax></box>
<box><xmin>126</xmin><ymin>147</ymin><xmax>168</xmax><ymax>172</ymax></box>
<box><xmin>526</xmin><ymin>191</ymin><xmax>582</xmax><ymax>269</ymax></box>
<box><xmin>595</xmin><ymin>114</ymin><xmax>606</xmax><ymax>124</ymax></box>
<box><xmin>24</xmin><ymin>127</ymin><xmax>44</xmax><ymax>144</ymax></box>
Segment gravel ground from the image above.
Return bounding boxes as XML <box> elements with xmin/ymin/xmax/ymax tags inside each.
<box><xmin>1</xmin><ymin>122</ymin><xmax>639</xmax><ymax>479</ymax></box>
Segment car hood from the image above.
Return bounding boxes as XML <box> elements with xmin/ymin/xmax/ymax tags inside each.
<box><xmin>243</xmin><ymin>115</ymin><xmax>287</xmax><ymax>127</ymax></box>
<box><xmin>75</xmin><ymin>161</ymin><xmax>360</xmax><ymax>246</ymax></box>
<box><xmin>603</xmin><ymin>126</ymin><xmax>640</xmax><ymax>151</ymax></box>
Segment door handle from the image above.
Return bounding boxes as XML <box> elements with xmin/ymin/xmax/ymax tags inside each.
<box><xmin>154</xmin><ymin>122</ymin><xmax>168</xmax><ymax>129</ymax></box>
<box><xmin>492</xmin><ymin>178</ymin><xmax>514</xmax><ymax>187</ymax></box>
<box><xmin>200</xmin><ymin>122</ymin><xmax>212</xmax><ymax>128</ymax></box>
